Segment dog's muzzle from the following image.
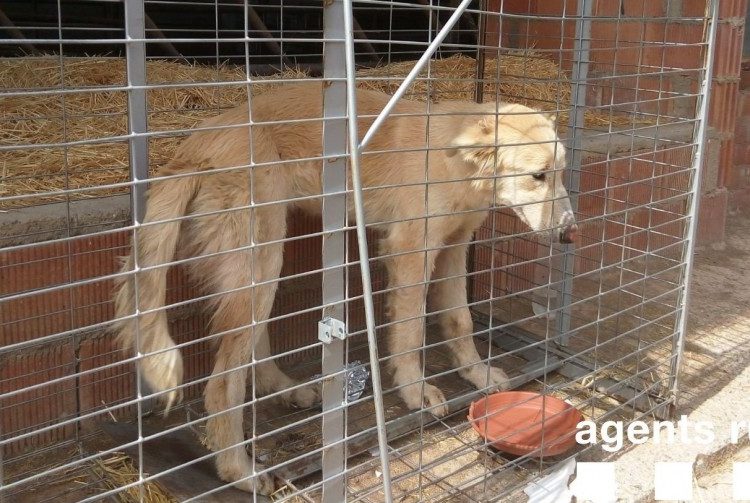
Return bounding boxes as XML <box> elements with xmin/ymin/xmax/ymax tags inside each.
<box><xmin>558</xmin><ymin>212</ymin><xmax>578</xmax><ymax>244</ymax></box>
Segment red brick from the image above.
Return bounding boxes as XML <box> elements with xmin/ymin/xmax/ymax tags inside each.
<box><xmin>717</xmin><ymin>139</ymin><xmax>735</xmax><ymax>188</ymax></box>
<box><xmin>727</xmin><ymin>163</ymin><xmax>750</xmax><ymax>190</ymax></box>
<box><xmin>0</xmin><ymin>343</ymin><xmax>78</xmax><ymax>457</ymax></box>
<box><xmin>664</xmin><ymin>23</ymin><xmax>705</xmax><ymax>68</ymax></box>
<box><xmin>741</xmin><ymin>64</ymin><xmax>750</xmax><ymax>90</ymax></box>
<box><xmin>734</xmin><ymin>143</ymin><xmax>750</xmax><ymax>165</ymax></box>
<box><xmin>712</xmin><ymin>23</ymin><xmax>744</xmax><ymax>80</ymax></box>
<box><xmin>697</xmin><ymin>189</ymin><xmax>728</xmax><ymax>245</ymax></box>
<box><xmin>741</xmin><ymin>91</ymin><xmax>750</xmax><ymax>116</ymax></box>
<box><xmin>78</xmin><ymin>335</ymin><xmax>135</xmax><ymax>424</ymax></box>
<box><xmin>0</xmin><ymin>241</ymin><xmax>70</xmax><ymax>295</ymax></box>
<box><xmin>735</xmin><ymin>116</ymin><xmax>750</xmax><ymax>145</ymax></box>
<box><xmin>709</xmin><ymin>82</ymin><xmax>740</xmax><ymax>135</ymax></box>
<box><xmin>470</xmin><ymin>209</ymin><xmax>540</xmax><ymax>302</ymax></box>
<box><xmin>718</xmin><ymin>0</ymin><xmax>748</xmax><ymax>19</ymax></box>
<box><xmin>729</xmin><ymin>186</ymin><xmax>750</xmax><ymax>211</ymax></box>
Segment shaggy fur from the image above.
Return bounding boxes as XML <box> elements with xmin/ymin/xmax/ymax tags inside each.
<box><xmin>112</xmin><ymin>82</ymin><xmax>576</xmax><ymax>494</ymax></box>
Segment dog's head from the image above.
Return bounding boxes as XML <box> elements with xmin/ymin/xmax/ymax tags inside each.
<box><xmin>447</xmin><ymin>103</ymin><xmax>577</xmax><ymax>244</ymax></box>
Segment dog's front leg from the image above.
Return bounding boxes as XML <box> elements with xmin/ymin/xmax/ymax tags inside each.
<box><xmin>430</xmin><ymin>238</ymin><xmax>510</xmax><ymax>393</ymax></box>
<box><xmin>383</xmin><ymin>235</ymin><xmax>446</xmax><ymax>416</ymax></box>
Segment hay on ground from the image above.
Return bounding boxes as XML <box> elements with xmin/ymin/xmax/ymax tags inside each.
<box><xmin>1</xmin><ymin>53</ymin><xmax>639</xmax><ymax>209</ymax></box>
<box><xmin>91</xmin><ymin>453</ymin><xmax>175</xmax><ymax>503</ymax></box>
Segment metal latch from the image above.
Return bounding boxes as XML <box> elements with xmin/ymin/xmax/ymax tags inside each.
<box><xmin>318</xmin><ymin>317</ymin><xmax>346</xmax><ymax>343</ymax></box>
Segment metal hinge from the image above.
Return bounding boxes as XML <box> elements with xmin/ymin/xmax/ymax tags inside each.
<box><xmin>318</xmin><ymin>317</ymin><xmax>346</xmax><ymax>343</ymax></box>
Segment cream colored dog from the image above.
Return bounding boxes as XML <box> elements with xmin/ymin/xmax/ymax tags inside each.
<box><xmin>112</xmin><ymin>82</ymin><xmax>576</xmax><ymax>494</ymax></box>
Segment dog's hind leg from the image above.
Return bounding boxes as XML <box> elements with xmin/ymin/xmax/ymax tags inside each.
<box><xmin>204</xmin><ymin>276</ymin><xmax>275</xmax><ymax>495</ymax></box>
<box><xmin>203</xmin><ymin>203</ymin><xmax>291</xmax><ymax>494</ymax></box>
<box><xmin>248</xmin><ymin>202</ymin><xmax>320</xmax><ymax>409</ymax></box>
<box><xmin>202</xmin><ymin>177</ymin><xmax>315</xmax><ymax>494</ymax></box>
<box><xmin>429</xmin><ymin>235</ymin><xmax>509</xmax><ymax>393</ymax></box>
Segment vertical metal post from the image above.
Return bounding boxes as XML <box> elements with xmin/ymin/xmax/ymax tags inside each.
<box><xmin>555</xmin><ymin>0</ymin><xmax>591</xmax><ymax>345</ymax></box>
<box><xmin>342</xmin><ymin>0</ymin><xmax>394</xmax><ymax>501</ymax></box>
<box><xmin>474</xmin><ymin>0</ymin><xmax>487</xmax><ymax>104</ymax></box>
<box><xmin>125</xmin><ymin>0</ymin><xmax>149</xmax><ymax>224</ymax></box>
<box><xmin>669</xmin><ymin>0</ymin><xmax>719</xmax><ymax>405</ymax></box>
<box><xmin>0</xmin><ymin>420</ymin><xmax>4</xmax><ymax>503</ymax></box>
<box><xmin>320</xmin><ymin>1</ymin><xmax>349</xmax><ymax>501</ymax></box>
<box><xmin>124</xmin><ymin>0</ymin><xmax>149</xmax><ymax>494</ymax></box>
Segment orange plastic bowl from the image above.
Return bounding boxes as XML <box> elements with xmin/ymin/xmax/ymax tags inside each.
<box><xmin>468</xmin><ymin>391</ymin><xmax>582</xmax><ymax>457</ymax></box>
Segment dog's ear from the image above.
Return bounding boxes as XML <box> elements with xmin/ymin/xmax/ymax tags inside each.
<box><xmin>446</xmin><ymin>116</ymin><xmax>496</xmax><ymax>159</ymax></box>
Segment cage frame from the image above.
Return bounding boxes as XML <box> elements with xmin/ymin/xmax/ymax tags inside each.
<box><xmin>0</xmin><ymin>0</ymin><xmax>722</xmax><ymax>500</ymax></box>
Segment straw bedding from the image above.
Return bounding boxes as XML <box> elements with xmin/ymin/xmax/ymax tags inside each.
<box><xmin>1</xmin><ymin>53</ymin><xmax>631</xmax><ymax>209</ymax></box>
<box><xmin>91</xmin><ymin>453</ymin><xmax>175</xmax><ymax>503</ymax></box>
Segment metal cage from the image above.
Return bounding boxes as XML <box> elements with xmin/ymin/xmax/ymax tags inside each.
<box><xmin>0</xmin><ymin>0</ymin><xmax>718</xmax><ymax>501</ymax></box>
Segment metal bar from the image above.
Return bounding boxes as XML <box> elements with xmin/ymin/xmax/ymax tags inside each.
<box><xmin>555</xmin><ymin>0</ymin><xmax>591</xmax><ymax>346</ymax></box>
<box><xmin>320</xmin><ymin>0</ymin><xmax>349</xmax><ymax>500</ymax></box>
<box><xmin>125</xmin><ymin>2</ymin><xmax>149</xmax><ymax>225</ymax></box>
<box><xmin>144</xmin><ymin>13</ymin><xmax>183</xmax><ymax>58</ymax></box>
<box><xmin>359</xmin><ymin>0</ymin><xmax>473</xmax><ymax>151</ymax></box>
<box><xmin>0</xmin><ymin>419</ymin><xmax>4</xmax><ymax>503</ymax></box>
<box><xmin>0</xmin><ymin>7</ymin><xmax>40</xmax><ymax>55</ymax></box>
<box><xmin>473</xmin><ymin>0</ymin><xmax>487</xmax><ymax>103</ymax></box>
<box><xmin>123</xmin><ymin>1</ymin><xmax>150</xmax><ymax>500</ymax></box>
<box><xmin>416</xmin><ymin>0</ymin><xmax>443</xmax><ymax>42</ymax></box>
<box><xmin>352</xmin><ymin>15</ymin><xmax>378</xmax><ymax>56</ymax></box>
<box><xmin>245</xmin><ymin>3</ymin><xmax>292</xmax><ymax>67</ymax></box>
<box><xmin>342</xmin><ymin>0</ymin><xmax>394</xmax><ymax>500</ymax></box>
<box><xmin>668</xmin><ymin>0</ymin><xmax>719</xmax><ymax>409</ymax></box>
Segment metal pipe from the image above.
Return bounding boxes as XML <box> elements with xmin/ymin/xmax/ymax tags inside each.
<box><xmin>352</xmin><ymin>14</ymin><xmax>378</xmax><ymax>56</ymax></box>
<box><xmin>359</xmin><ymin>0</ymin><xmax>474</xmax><ymax>150</ymax></box>
<box><xmin>668</xmin><ymin>0</ymin><xmax>719</xmax><ymax>409</ymax></box>
<box><xmin>0</xmin><ymin>7</ymin><xmax>40</xmax><ymax>55</ymax></box>
<box><xmin>474</xmin><ymin>0</ymin><xmax>487</xmax><ymax>103</ymax></box>
<box><xmin>144</xmin><ymin>13</ymin><xmax>182</xmax><ymax>58</ymax></box>
<box><xmin>555</xmin><ymin>0</ymin><xmax>591</xmax><ymax>345</ymax></box>
<box><xmin>123</xmin><ymin>0</ymin><xmax>150</xmax><ymax>496</ymax></box>
<box><xmin>342</xmin><ymin>0</ymin><xmax>394</xmax><ymax>500</ymax></box>
<box><xmin>320</xmin><ymin>0</ymin><xmax>350</xmax><ymax>500</ymax></box>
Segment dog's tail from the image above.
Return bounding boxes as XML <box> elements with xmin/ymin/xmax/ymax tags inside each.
<box><xmin>112</xmin><ymin>168</ymin><xmax>199</xmax><ymax>414</ymax></box>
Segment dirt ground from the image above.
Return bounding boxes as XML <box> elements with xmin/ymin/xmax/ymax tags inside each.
<box><xmin>675</xmin><ymin>213</ymin><xmax>750</xmax><ymax>415</ymax></box>
<box><xmin>695</xmin><ymin>442</ymin><xmax>750</xmax><ymax>501</ymax></box>
<box><xmin>673</xmin><ymin>212</ymin><xmax>750</xmax><ymax>501</ymax></box>
<box><xmin>604</xmin><ymin>212</ymin><xmax>750</xmax><ymax>503</ymax></box>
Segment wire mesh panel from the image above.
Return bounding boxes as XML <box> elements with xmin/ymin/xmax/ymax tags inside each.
<box><xmin>0</xmin><ymin>0</ymin><xmax>718</xmax><ymax>501</ymax></box>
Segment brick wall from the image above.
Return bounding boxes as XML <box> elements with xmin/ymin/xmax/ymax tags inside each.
<box><xmin>728</xmin><ymin>60</ymin><xmax>750</xmax><ymax>210</ymax></box>
<box><xmin>483</xmin><ymin>0</ymin><xmax>746</xmax><ymax>245</ymax></box>
<box><xmin>0</xmin><ymin>218</ymin><xmax>386</xmax><ymax>457</ymax></box>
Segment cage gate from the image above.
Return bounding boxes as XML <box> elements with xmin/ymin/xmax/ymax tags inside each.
<box><xmin>0</xmin><ymin>0</ymin><xmax>719</xmax><ymax>501</ymax></box>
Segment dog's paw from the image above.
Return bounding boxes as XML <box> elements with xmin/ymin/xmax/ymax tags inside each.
<box><xmin>461</xmin><ymin>364</ymin><xmax>510</xmax><ymax>392</ymax></box>
<box><xmin>230</xmin><ymin>471</ymin><xmax>275</xmax><ymax>495</ymax></box>
<box><xmin>487</xmin><ymin>366</ymin><xmax>511</xmax><ymax>392</ymax></box>
<box><xmin>399</xmin><ymin>382</ymin><xmax>448</xmax><ymax>417</ymax></box>
<box><xmin>282</xmin><ymin>382</ymin><xmax>320</xmax><ymax>409</ymax></box>
<box><xmin>217</xmin><ymin>458</ymin><xmax>275</xmax><ymax>495</ymax></box>
<box><xmin>423</xmin><ymin>383</ymin><xmax>449</xmax><ymax>416</ymax></box>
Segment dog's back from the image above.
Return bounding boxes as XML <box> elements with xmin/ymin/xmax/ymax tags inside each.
<box><xmin>111</xmin><ymin>82</ymin><xmax>484</xmax><ymax>411</ymax></box>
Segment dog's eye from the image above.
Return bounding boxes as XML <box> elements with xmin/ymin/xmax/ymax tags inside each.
<box><xmin>532</xmin><ymin>172</ymin><xmax>546</xmax><ymax>181</ymax></box>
